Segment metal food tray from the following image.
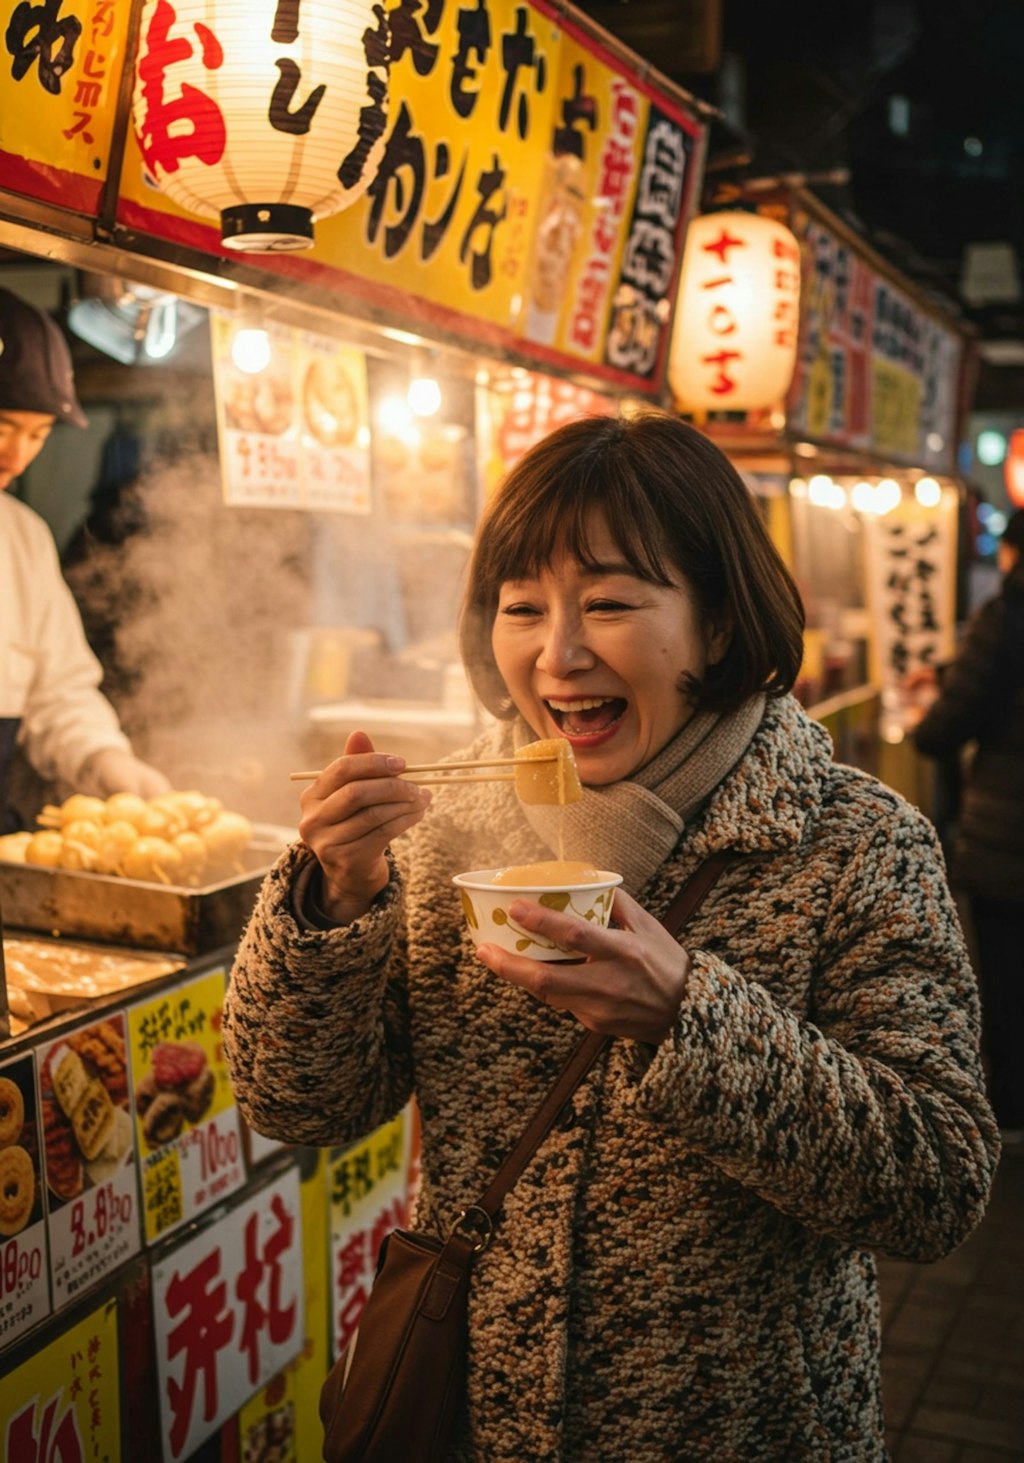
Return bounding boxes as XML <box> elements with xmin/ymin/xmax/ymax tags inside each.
<box><xmin>0</xmin><ymin>833</ymin><xmax>288</xmax><ymax>956</ymax></box>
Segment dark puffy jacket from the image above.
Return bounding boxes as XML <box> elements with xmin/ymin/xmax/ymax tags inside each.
<box><xmin>914</xmin><ymin>559</ymin><xmax>1024</xmax><ymax>901</ymax></box>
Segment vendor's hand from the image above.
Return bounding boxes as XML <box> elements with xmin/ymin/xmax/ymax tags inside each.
<box><xmin>476</xmin><ymin>887</ymin><xmax>692</xmax><ymax>1045</ymax></box>
<box><xmin>78</xmin><ymin>748</ymin><xmax>171</xmax><ymax>799</ymax></box>
<box><xmin>297</xmin><ymin>730</ymin><xmax>431</xmax><ymax>924</ymax></box>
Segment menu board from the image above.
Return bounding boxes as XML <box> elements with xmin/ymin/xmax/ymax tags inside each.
<box><xmin>211</xmin><ymin>315</ymin><xmax>373</xmax><ymax>513</ymax></box>
<box><xmin>787</xmin><ymin>209</ymin><xmax>964</xmax><ymax>472</ymax></box>
<box><xmin>37</xmin><ymin>1013</ymin><xmax>142</xmax><ymax>1310</ymax></box>
<box><xmin>863</xmin><ymin>493</ymin><xmax>958</xmax><ymax>697</ymax></box>
<box><xmin>327</xmin><ymin>1107</ymin><xmax>417</xmax><ymax>1361</ymax></box>
<box><xmin>0</xmin><ymin>1051</ymin><xmax>50</xmax><ymax>1347</ymax></box>
<box><xmin>127</xmin><ymin>967</ymin><xmax>245</xmax><ymax>1244</ymax></box>
<box><xmin>0</xmin><ymin>1295</ymin><xmax>121</xmax><ymax>1463</ymax></box>
<box><xmin>150</xmin><ymin>1166</ymin><xmax>305</xmax><ymax>1462</ymax></box>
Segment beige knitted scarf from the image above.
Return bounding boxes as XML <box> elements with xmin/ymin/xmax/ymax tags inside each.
<box><xmin>515</xmin><ymin>694</ymin><xmax>766</xmax><ymax>895</ymax></box>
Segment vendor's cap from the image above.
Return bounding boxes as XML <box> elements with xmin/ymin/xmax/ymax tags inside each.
<box><xmin>0</xmin><ymin>287</ymin><xmax>87</xmax><ymax>427</ymax></box>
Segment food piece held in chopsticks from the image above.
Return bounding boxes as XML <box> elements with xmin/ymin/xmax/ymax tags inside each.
<box><xmin>513</xmin><ymin>738</ymin><xmax>582</xmax><ymax>805</ymax></box>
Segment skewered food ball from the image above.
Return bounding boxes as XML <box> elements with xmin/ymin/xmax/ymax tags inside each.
<box><xmin>145</xmin><ymin>795</ymin><xmax>190</xmax><ymax>839</ymax></box>
<box><xmin>200</xmin><ymin>811</ymin><xmax>252</xmax><ymax>865</ymax></box>
<box><xmin>121</xmin><ymin>836</ymin><xmax>185</xmax><ymax>885</ymax></box>
<box><xmin>62</xmin><ymin>819</ymin><xmax>103</xmax><ymax>851</ymax></box>
<box><xmin>25</xmin><ymin>830</ymin><xmax>65</xmax><ymax>867</ymax></box>
<box><xmin>93</xmin><ymin>820</ymin><xmax>140</xmax><ymax>875</ymax></box>
<box><xmin>173</xmin><ymin>831</ymin><xmax>209</xmax><ymax>885</ymax></box>
<box><xmin>102</xmin><ymin>792</ymin><xmax>151</xmax><ymax>828</ymax></box>
<box><xmin>162</xmin><ymin>790</ymin><xmax>222</xmax><ymax>830</ymax></box>
<box><xmin>58</xmin><ymin>834</ymin><xmax>99</xmax><ymax>872</ymax></box>
<box><xmin>58</xmin><ymin>794</ymin><xmax>108</xmax><ymax>826</ymax></box>
<box><xmin>0</xmin><ymin>831</ymin><xmax>32</xmax><ymax>863</ymax></box>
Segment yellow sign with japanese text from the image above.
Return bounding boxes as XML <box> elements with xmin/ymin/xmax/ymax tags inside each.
<box><xmin>0</xmin><ymin>0</ymin><xmax>131</xmax><ymax>213</ymax></box>
<box><xmin>0</xmin><ymin>1297</ymin><xmax>121</xmax><ymax>1462</ymax></box>
<box><xmin>127</xmin><ymin>966</ymin><xmax>246</xmax><ymax>1243</ymax></box>
<box><xmin>111</xmin><ymin>0</ymin><xmax>703</xmax><ymax>392</ymax></box>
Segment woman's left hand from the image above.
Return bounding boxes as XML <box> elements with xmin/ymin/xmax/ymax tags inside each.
<box><xmin>475</xmin><ymin>888</ymin><xmax>692</xmax><ymax>1044</ymax></box>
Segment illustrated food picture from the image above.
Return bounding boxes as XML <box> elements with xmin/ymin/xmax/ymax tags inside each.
<box><xmin>0</xmin><ymin>1073</ymin><xmax>36</xmax><ymax>1235</ymax></box>
<box><xmin>42</xmin><ymin>1021</ymin><xmax>133</xmax><ymax>1202</ymax></box>
<box><xmin>303</xmin><ymin>355</ymin><xmax>358</xmax><ymax>447</ymax></box>
<box><xmin>135</xmin><ymin>1041</ymin><xmax>215</xmax><ymax>1150</ymax></box>
<box><xmin>0</xmin><ymin>789</ymin><xmax>253</xmax><ymax>886</ymax></box>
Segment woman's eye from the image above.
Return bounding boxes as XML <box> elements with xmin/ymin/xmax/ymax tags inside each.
<box><xmin>587</xmin><ymin>598</ymin><xmax>630</xmax><ymax>613</ymax></box>
<box><xmin>499</xmin><ymin>603</ymin><xmax>540</xmax><ymax>617</ymax></box>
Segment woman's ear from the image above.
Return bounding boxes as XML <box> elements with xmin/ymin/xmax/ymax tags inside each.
<box><xmin>705</xmin><ymin>613</ymin><xmax>732</xmax><ymax>667</ymax></box>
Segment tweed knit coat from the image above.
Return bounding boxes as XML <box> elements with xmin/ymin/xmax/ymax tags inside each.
<box><xmin>223</xmin><ymin>695</ymin><xmax>999</xmax><ymax>1462</ymax></box>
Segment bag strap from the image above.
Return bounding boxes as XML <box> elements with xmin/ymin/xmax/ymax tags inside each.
<box><xmin>458</xmin><ymin>850</ymin><xmax>736</xmax><ymax>1243</ymax></box>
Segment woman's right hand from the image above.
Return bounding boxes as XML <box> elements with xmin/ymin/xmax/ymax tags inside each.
<box><xmin>297</xmin><ymin>730</ymin><xmax>431</xmax><ymax>924</ymax></box>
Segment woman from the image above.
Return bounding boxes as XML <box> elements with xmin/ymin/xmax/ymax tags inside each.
<box><xmin>224</xmin><ymin>412</ymin><xmax>998</xmax><ymax>1461</ymax></box>
<box><xmin>912</xmin><ymin>508</ymin><xmax>1024</xmax><ymax>1135</ymax></box>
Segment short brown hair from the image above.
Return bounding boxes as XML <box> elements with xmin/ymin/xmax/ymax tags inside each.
<box><xmin>459</xmin><ymin>410</ymin><xmax>805</xmax><ymax>718</ymax></box>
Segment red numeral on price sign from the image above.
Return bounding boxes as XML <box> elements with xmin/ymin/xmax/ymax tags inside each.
<box><xmin>1</xmin><ymin>1237</ymin><xmax>42</xmax><ymax>1297</ymax></box>
<box><xmin>69</xmin><ymin>1183</ymin><xmax>133</xmax><ymax>1256</ymax></box>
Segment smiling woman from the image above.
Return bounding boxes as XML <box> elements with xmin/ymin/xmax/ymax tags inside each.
<box><xmin>225</xmin><ymin>407</ymin><xmax>999</xmax><ymax>1463</ymax></box>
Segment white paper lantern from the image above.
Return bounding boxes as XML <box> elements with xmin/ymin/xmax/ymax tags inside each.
<box><xmin>669</xmin><ymin>211</ymin><xmax>801</xmax><ymax>412</ymax></box>
<box><xmin>132</xmin><ymin>0</ymin><xmax>390</xmax><ymax>252</ymax></box>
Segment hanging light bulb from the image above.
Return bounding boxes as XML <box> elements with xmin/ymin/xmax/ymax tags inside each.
<box><xmin>230</xmin><ymin>299</ymin><xmax>272</xmax><ymax>373</ymax></box>
<box><xmin>914</xmin><ymin>476</ymin><xmax>941</xmax><ymax>507</ymax></box>
<box><xmin>408</xmin><ymin>376</ymin><xmax>442</xmax><ymax>417</ymax></box>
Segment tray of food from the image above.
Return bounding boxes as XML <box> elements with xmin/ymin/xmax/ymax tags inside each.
<box><xmin>0</xmin><ymin>790</ymin><xmax>290</xmax><ymax>955</ymax></box>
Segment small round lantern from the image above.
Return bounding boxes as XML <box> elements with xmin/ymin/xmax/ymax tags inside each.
<box><xmin>1004</xmin><ymin>428</ymin><xmax>1024</xmax><ymax>509</ymax></box>
<box><xmin>132</xmin><ymin>0</ymin><xmax>390</xmax><ymax>252</ymax></box>
<box><xmin>669</xmin><ymin>210</ymin><xmax>802</xmax><ymax>413</ymax></box>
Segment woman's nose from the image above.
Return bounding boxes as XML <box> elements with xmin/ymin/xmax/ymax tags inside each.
<box><xmin>537</xmin><ymin>614</ymin><xmax>594</xmax><ymax>675</ymax></box>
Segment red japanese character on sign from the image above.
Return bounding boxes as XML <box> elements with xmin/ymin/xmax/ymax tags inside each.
<box><xmin>91</xmin><ymin>1</ymin><xmax>116</xmax><ymax>39</ymax></box>
<box><xmin>236</xmin><ymin>1193</ymin><xmax>298</xmax><ymax>1385</ymax></box>
<box><xmin>136</xmin><ymin>0</ymin><xmax>226</xmax><ymax>179</ymax></box>
<box><xmin>5</xmin><ymin>0</ymin><xmax>81</xmax><ymax>95</ymax></box>
<box><xmin>165</xmin><ymin>1249</ymin><xmax>234</xmax><ymax>1457</ymax></box>
<box><xmin>5</xmin><ymin>1393</ymin><xmax>84</xmax><ymax>1463</ymax></box>
<box><xmin>703</xmin><ymin>225</ymin><xmax>746</xmax><ymax>265</ymax></box>
<box><xmin>700</xmin><ymin>348</ymin><xmax>743</xmax><ymax>395</ymax></box>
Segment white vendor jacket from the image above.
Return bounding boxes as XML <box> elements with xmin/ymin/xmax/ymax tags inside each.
<box><xmin>1</xmin><ymin>491</ymin><xmax>129</xmax><ymax>789</ymax></box>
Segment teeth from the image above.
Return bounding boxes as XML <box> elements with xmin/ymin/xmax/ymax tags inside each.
<box><xmin>547</xmin><ymin>697</ymin><xmax>613</xmax><ymax>712</ymax></box>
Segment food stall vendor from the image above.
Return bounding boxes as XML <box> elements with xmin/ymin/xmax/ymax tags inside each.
<box><xmin>0</xmin><ymin>287</ymin><xmax>168</xmax><ymax>833</ymax></box>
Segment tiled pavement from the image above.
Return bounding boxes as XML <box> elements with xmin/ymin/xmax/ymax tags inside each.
<box><xmin>879</xmin><ymin>1142</ymin><xmax>1024</xmax><ymax>1461</ymax></box>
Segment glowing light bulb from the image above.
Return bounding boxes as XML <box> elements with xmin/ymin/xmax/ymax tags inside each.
<box><xmin>408</xmin><ymin>376</ymin><xmax>442</xmax><ymax>416</ymax></box>
<box><xmin>232</xmin><ymin>327</ymin><xmax>271</xmax><ymax>374</ymax></box>
<box><xmin>914</xmin><ymin>476</ymin><xmax>941</xmax><ymax>508</ymax></box>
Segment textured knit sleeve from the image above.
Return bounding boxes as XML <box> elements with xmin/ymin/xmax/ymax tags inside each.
<box><xmin>631</xmin><ymin>810</ymin><xmax>999</xmax><ymax>1262</ymax></box>
<box><xmin>222</xmin><ymin>842</ymin><xmax>415</xmax><ymax>1147</ymax></box>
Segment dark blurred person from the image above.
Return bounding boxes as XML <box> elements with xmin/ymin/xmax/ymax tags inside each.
<box><xmin>913</xmin><ymin>508</ymin><xmax>1024</xmax><ymax>1137</ymax></box>
<box><xmin>0</xmin><ymin>286</ymin><xmax>168</xmax><ymax>833</ymax></box>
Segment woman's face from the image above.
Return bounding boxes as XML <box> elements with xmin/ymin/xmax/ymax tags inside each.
<box><xmin>491</xmin><ymin>513</ymin><xmax>728</xmax><ymax>785</ymax></box>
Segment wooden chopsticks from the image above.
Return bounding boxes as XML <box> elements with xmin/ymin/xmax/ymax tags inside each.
<box><xmin>289</xmin><ymin>754</ymin><xmax>555</xmax><ymax>784</ymax></box>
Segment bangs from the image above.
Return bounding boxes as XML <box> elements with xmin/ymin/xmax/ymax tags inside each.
<box><xmin>485</xmin><ymin>471</ymin><xmax>676</xmax><ymax>590</ymax></box>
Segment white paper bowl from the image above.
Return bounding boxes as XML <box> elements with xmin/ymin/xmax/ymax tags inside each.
<box><xmin>453</xmin><ymin>867</ymin><xmax>622</xmax><ymax>961</ymax></box>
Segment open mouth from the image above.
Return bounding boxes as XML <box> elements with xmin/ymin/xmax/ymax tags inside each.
<box><xmin>545</xmin><ymin>696</ymin><xmax>627</xmax><ymax>738</ymax></box>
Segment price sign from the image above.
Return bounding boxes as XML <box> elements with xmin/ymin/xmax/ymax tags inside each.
<box><xmin>36</xmin><ymin>1015</ymin><xmax>142</xmax><ymax>1310</ymax></box>
<box><xmin>128</xmin><ymin>967</ymin><xmax>245</xmax><ymax>1243</ymax></box>
<box><xmin>0</xmin><ymin>1052</ymin><xmax>49</xmax><ymax>1345</ymax></box>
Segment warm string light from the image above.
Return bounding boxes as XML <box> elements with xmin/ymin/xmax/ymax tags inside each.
<box><xmin>793</xmin><ymin>474</ymin><xmax>949</xmax><ymax>514</ymax></box>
